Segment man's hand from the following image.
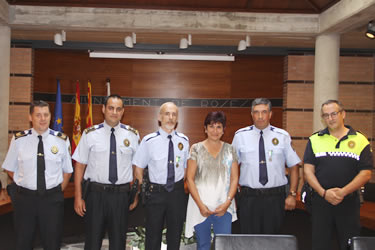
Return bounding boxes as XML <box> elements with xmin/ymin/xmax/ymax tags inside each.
<box><xmin>129</xmin><ymin>193</ymin><xmax>139</xmax><ymax>211</ymax></box>
<box><xmin>284</xmin><ymin>195</ymin><xmax>296</xmax><ymax>210</ymax></box>
<box><xmin>74</xmin><ymin>197</ymin><xmax>86</xmax><ymax>217</ymax></box>
<box><xmin>324</xmin><ymin>188</ymin><xmax>344</xmax><ymax>205</ymax></box>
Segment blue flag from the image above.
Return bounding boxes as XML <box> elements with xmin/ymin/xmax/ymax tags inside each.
<box><xmin>53</xmin><ymin>80</ymin><xmax>63</xmax><ymax>132</ymax></box>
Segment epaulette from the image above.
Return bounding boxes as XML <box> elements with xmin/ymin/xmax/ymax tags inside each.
<box><xmin>120</xmin><ymin>124</ymin><xmax>139</xmax><ymax>136</ymax></box>
<box><xmin>49</xmin><ymin>130</ymin><xmax>68</xmax><ymax>141</ymax></box>
<box><xmin>145</xmin><ymin>131</ymin><xmax>160</xmax><ymax>142</ymax></box>
<box><xmin>14</xmin><ymin>129</ymin><xmax>32</xmax><ymax>140</ymax></box>
<box><xmin>175</xmin><ymin>131</ymin><xmax>189</xmax><ymax>141</ymax></box>
<box><xmin>84</xmin><ymin>124</ymin><xmax>104</xmax><ymax>134</ymax></box>
<box><xmin>270</xmin><ymin>126</ymin><xmax>289</xmax><ymax>136</ymax></box>
<box><xmin>235</xmin><ymin>126</ymin><xmax>253</xmax><ymax>135</ymax></box>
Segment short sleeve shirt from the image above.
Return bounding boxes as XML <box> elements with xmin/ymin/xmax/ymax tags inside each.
<box><xmin>303</xmin><ymin>126</ymin><xmax>373</xmax><ymax>189</ymax></box>
<box><xmin>132</xmin><ymin>128</ymin><xmax>189</xmax><ymax>184</ymax></box>
<box><xmin>232</xmin><ymin>124</ymin><xmax>301</xmax><ymax>188</ymax></box>
<box><xmin>72</xmin><ymin>121</ymin><xmax>140</xmax><ymax>184</ymax></box>
<box><xmin>2</xmin><ymin>128</ymin><xmax>73</xmax><ymax>190</ymax></box>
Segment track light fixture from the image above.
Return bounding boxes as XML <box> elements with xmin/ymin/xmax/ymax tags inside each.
<box><xmin>54</xmin><ymin>30</ymin><xmax>66</xmax><ymax>46</ymax></box>
<box><xmin>124</xmin><ymin>32</ymin><xmax>136</xmax><ymax>48</ymax></box>
<box><xmin>179</xmin><ymin>34</ymin><xmax>192</xmax><ymax>49</ymax></box>
<box><xmin>365</xmin><ymin>21</ymin><xmax>375</xmax><ymax>39</ymax></box>
<box><xmin>237</xmin><ymin>35</ymin><xmax>250</xmax><ymax>51</ymax></box>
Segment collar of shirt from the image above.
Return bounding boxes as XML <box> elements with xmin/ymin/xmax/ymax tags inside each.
<box><xmin>31</xmin><ymin>128</ymin><xmax>50</xmax><ymax>139</ymax></box>
<box><xmin>103</xmin><ymin>121</ymin><xmax>121</xmax><ymax>134</ymax></box>
<box><xmin>252</xmin><ymin>124</ymin><xmax>271</xmax><ymax>134</ymax></box>
<box><xmin>318</xmin><ymin>125</ymin><xmax>356</xmax><ymax>136</ymax></box>
<box><xmin>158</xmin><ymin>127</ymin><xmax>174</xmax><ymax>140</ymax></box>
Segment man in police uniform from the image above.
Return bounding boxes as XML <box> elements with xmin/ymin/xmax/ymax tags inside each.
<box><xmin>304</xmin><ymin>100</ymin><xmax>373</xmax><ymax>250</ymax></box>
<box><xmin>2</xmin><ymin>100</ymin><xmax>73</xmax><ymax>250</ymax></box>
<box><xmin>232</xmin><ymin>98</ymin><xmax>300</xmax><ymax>234</ymax></box>
<box><xmin>133</xmin><ymin>102</ymin><xmax>189</xmax><ymax>250</ymax></box>
<box><xmin>73</xmin><ymin>94</ymin><xmax>140</xmax><ymax>250</ymax></box>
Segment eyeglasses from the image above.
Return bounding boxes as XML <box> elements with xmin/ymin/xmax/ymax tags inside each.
<box><xmin>321</xmin><ymin>111</ymin><xmax>342</xmax><ymax>120</ymax></box>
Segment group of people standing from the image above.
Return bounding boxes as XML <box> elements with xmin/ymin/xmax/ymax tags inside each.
<box><xmin>1</xmin><ymin>95</ymin><xmax>372</xmax><ymax>250</ymax></box>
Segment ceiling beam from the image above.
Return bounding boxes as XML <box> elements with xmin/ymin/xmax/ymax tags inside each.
<box><xmin>8</xmin><ymin>5</ymin><xmax>319</xmax><ymax>36</ymax></box>
<box><xmin>319</xmin><ymin>0</ymin><xmax>375</xmax><ymax>34</ymax></box>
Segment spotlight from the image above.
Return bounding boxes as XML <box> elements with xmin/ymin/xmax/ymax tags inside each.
<box><xmin>179</xmin><ymin>34</ymin><xmax>192</xmax><ymax>49</ymax></box>
<box><xmin>54</xmin><ymin>30</ymin><xmax>66</xmax><ymax>46</ymax></box>
<box><xmin>124</xmin><ymin>32</ymin><xmax>136</xmax><ymax>48</ymax></box>
<box><xmin>365</xmin><ymin>21</ymin><xmax>375</xmax><ymax>39</ymax></box>
<box><xmin>238</xmin><ymin>35</ymin><xmax>250</xmax><ymax>51</ymax></box>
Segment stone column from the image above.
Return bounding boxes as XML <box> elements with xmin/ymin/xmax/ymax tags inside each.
<box><xmin>0</xmin><ymin>25</ymin><xmax>10</xmax><ymax>163</ymax></box>
<box><xmin>313</xmin><ymin>33</ymin><xmax>340</xmax><ymax>131</ymax></box>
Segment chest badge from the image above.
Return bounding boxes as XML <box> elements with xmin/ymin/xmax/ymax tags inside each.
<box><xmin>348</xmin><ymin>140</ymin><xmax>355</xmax><ymax>149</ymax></box>
<box><xmin>272</xmin><ymin>138</ymin><xmax>279</xmax><ymax>146</ymax></box>
<box><xmin>178</xmin><ymin>142</ymin><xmax>183</xmax><ymax>151</ymax></box>
<box><xmin>124</xmin><ymin>139</ymin><xmax>130</xmax><ymax>147</ymax></box>
<box><xmin>51</xmin><ymin>146</ymin><xmax>59</xmax><ymax>154</ymax></box>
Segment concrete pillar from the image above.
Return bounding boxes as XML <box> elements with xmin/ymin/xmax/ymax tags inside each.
<box><xmin>0</xmin><ymin>25</ymin><xmax>10</xmax><ymax>163</ymax></box>
<box><xmin>313</xmin><ymin>33</ymin><xmax>340</xmax><ymax>131</ymax></box>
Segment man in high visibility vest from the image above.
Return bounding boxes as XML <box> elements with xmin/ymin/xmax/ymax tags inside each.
<box><xmin>303</xmin><ymin>99</ymin><xmax>373</xmax><ymax>250</ymax></box>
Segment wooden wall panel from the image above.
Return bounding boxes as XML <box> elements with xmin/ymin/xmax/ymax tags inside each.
<box><xmin>231</xmin><ymin>56</ymin><xmax>284</xmax><ymax>98</ymax></box>
<box><xmin>33</xmin><ymin>49</ymin><xmax>284</xmax><ymax>145</ymax></box>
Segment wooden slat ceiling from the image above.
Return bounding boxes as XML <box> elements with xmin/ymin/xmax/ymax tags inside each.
<box><xmin>6</xmin><ymin>0</ymin><xmax>340</xmax><ymax>14</ymax></box>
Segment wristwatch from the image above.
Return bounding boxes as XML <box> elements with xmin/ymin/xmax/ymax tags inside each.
<box><xmin>289</xmin><ymin>191</ymin><xmax>297</xmax><ymax>197</ymax></box>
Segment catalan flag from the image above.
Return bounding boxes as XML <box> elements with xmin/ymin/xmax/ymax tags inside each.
<box><xmin>53</xmin><ymin>79</ymin><xmax>63</xmax><ymax>132</ymax></box>
<box><xmin>86</xmin><ymin>80</ymin><xmax>93</xmax><ymax>128</ymax></box>
<box><xmin>72</xmin><ymin>80</ymin><xmax>81</xmax><ymax>154</ymax></box>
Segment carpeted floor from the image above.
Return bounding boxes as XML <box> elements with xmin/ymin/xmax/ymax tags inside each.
<box><xmin>0</xmin><ymin>198</ymin><xmax>374</xmax><ymax>250</ymax></box>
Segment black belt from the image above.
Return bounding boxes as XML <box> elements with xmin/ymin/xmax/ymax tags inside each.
<box><xmin>16</xmin><ymin>184</ymin><xmax>61</xmax><ymax>196</ymax></box>
<box><xmin>241</xmin><ymin>185</ymin><xmax>285</xmax><ymax>196</ymax></box>
<box><xmin>90</xmin><ymin>182</ymin><xmax>130</xmax><ymax>193</ymax></box>
<box><xmin>149</xmin><ymin>179</ymin><xmax>184</xmax><ymax>193</ymax></box>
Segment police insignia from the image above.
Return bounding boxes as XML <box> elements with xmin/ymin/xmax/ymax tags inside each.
<box><xmin>348</xmin><ymin>141</ymin><xmax>355</xmax><ymax>149</ymax></box>
<box><xmin>272</xmin><ymin>138</ymin><xmax>279</xmax><ymax>145</ymax></box>
<box><xmin>124</xmin><ymin>139</ymin><xmax>130</xmax><ymax>147</ymax></box>
<box><xmin>51</xmin><ymin>146</ymin><xmax>58</xmax><ymax>154</ymax></box>
<box><xmin>178</xmin><ymin>143</ymin><xmax>183</xmax><ymax>151</ymax></box>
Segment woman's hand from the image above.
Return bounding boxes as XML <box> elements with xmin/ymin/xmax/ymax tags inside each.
<box><xmin>214</xmin><ymin>200</ymin><xmax>231</xmax><ymax>217</ymax></box>
<box><xmin>199</xmin><ymin>204</ymin><xmax>214</xmax><ymax>217</ymax></box>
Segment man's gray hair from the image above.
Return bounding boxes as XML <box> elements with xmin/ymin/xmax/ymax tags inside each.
<box><xmin>251</xmin><ymin>98</ymin><xmax>272</xmax><ymax>112</ymax></box>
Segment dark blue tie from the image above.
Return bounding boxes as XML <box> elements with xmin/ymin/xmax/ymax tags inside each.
<box><xmin>165</xmin><ymin>135</ymin><xmax>175</xmax><ymax>192</ymax></box>
<box><xmin>109</xmin><ymin>128</ymin><xmax>118</xmax><ymax>184</ymax></box>
<box><xmin>37</xmin><ymin>135</ymin><xmax>46</xmax><ymax>194</ymax></box>
<box><xmin>259</xmin><ymin>130</ymin><xmax>268</xmax><ymax>185</ymax></box>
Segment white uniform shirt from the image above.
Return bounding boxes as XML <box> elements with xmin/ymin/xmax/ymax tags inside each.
<box><xmin>232</xmin><ymin>125</ymin><xmax>301</xmax><ymax>188</ymax></box>
<box><xmin>2</xmin><ymin>128</ymin><xmax>73</xmax><ymax>190</ymax></box>
<box><xmin>72</xmin><ymin>121</ymin><xmax>139</xmax><ymax>184</ymax></box>
<box><xmin>132</xmin><ymin>128</ymin><xmax>189</xmax><ymax>184</ymax></box>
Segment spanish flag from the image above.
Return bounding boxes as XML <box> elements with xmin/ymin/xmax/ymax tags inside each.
<box><xmin>72</xmin><ymin>80</ymin><xmax>81</xmax><ymax>154</ymax></box>
<box><xmin>86</xmin><ymin>80</ymin><xmax>93</xmax><ymax>128</ymax></box>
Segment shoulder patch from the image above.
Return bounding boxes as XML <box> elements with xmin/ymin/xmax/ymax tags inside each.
<box><xmin>145</xmin><ymin>131</ymin><xmax>160</xmax><ymax>142</ymax></box>
<box><xmin>175</xmin><ymin>131</ymin><xmax>189</xmax><ymax>141</ymax></box>
<box><xmin>84</xmin><ymin>124</ymin><xmax>104</xmax><ymax>134</ymax></box>
<box><xmin>15</xmin><ymin>129</ymin><xmax>32</xmax><ymax>140</ymax></box>
<box><xmin>120</xmin><ymin>124</ymin><xmax>139</xmax><ymax>136</ymax></box>
<box><xmin>49</xmin><ymin>130</ymin><xmax>68</xmax><ymax>140</ymax></box>
<box><xmin>235</xmin><ymin>126</ymin><xmax>253</xmax><ymax>135</ymax></box>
